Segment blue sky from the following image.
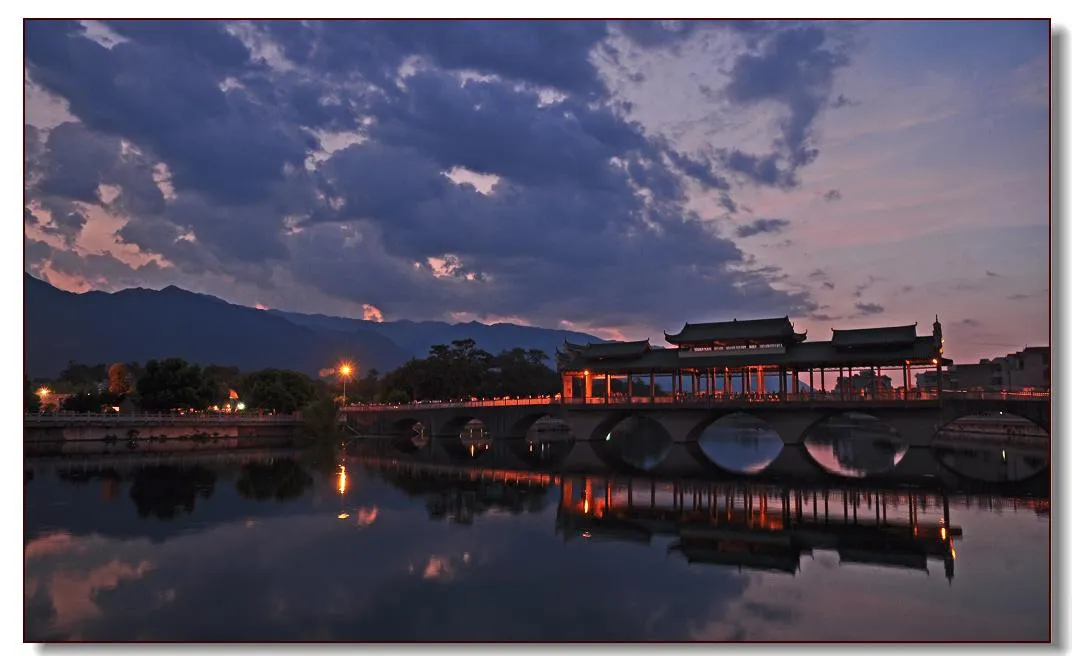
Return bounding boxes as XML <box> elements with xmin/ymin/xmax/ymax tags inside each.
<box><xmin>22</xmin><ymin>20</ymin><xmax>1050</xmax><ymax>363</ymax></box>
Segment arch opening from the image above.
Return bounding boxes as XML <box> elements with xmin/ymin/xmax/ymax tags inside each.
<box><xmin>510</xmin><ymin>414</ymin><xmax>574</xmax><ymax>466</ymax></box>
<box><xmin>802</xmin><ymin>412</ymin><xmax>908</xmax><ymax>478</ymax></box>
<box><xmin>694</xmin><ymin>413</ymin><xmax>784</xmax><ymax>474</ymax></box>
<box><xmin>389</xmin><ymin>418</ymin><xmax>429</xmax><ymax>450</ymax></box>
<box><xmin>932</xmin><ymin>413</ymin><xmax>1049</xmax><ymax>483</ymax></box>
<box><xmin>457</xmin><ymin>418</ymin><xmax>492</xmax><ymax>459</ymax></box>
<box><xmin>593</xmin><ymin>415</ymin><xmax>673</xmax><ymax>472</ymax></box>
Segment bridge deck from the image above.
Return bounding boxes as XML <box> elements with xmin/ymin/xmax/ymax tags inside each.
<box><xmin>343</xmin><ymin>390</ymin><xmax>1047</xmax><ymax>413</ymax></box>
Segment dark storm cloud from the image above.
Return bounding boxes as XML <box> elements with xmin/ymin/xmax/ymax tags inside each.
<box><xmin>367</xmin><ymin>71</ymin><xmax>653</xmax><ymax>192</ymax></box>
<box><xmin>853</xmin><ymin>302</ymin><xmax>884</xmax><ymax>316</ymax></box>
<box><xmin>25</xmin><ymin>20</ymin><xmax>314</xmax><ymax>205</ymax></box>
<box><xmin>25</xmin><ymin>238</ymin><xmax>53</xmax><ymax>268</ymax></box>
<box><xmin>822</xmin><ymin>188</ymin><xmax>842</xmax><ymax>201</ymax></box>
<box><xmin>268</xmin><ymin>20</ymin><xmax>611</xmax><ymax>98</ymax></box>
<box><xmin>36</xmin><ymin>199</ymin><xmax>87</xmax><ymax>246</ymax></box>
<box><xmin>24</xmin><ymin>20</ymin><xmax>832</xmax><ymax>329</ymax></box>
<box><xmin>723</xmin><ymin>25</ymin><xmax>852</xmax><ymax>184</ymax></box>
<box><xmin>736</xmin><ymin>218</ymin><xmax>790</xmax><ymax>238</ymax></box>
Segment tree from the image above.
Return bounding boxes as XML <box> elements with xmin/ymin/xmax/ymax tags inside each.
<box><xmin>108</xmin><ymin>363</ymin><xmax>134</xmax><ymax>396</ymax></box>
<box><xmin>240</xmin><ymin>369</ymin><xmax>316</xmax><ymax>413</ymax></box>
<box><xmin>56</xmin><ymin>361</ymin><xmax>107</xmax><ymax>394</ymax></box>
<box><xmin>24</xmin><ymin>376</ymin><xmax>40</xmax><ymax>413</ymax></box>
<box><xmin>61</xmin><ymin>390</ymin><xmax>124</xmax><ymax>413</ymax></box>
<box><xmin>135</xmin><ymin>358</ymin><xmax>208</xmax><ymax>411</ymax></box>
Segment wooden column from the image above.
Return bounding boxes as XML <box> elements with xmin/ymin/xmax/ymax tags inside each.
<box><xmin>758</xmin><ymin>367</ymin><xmax>766</xmax><ymax>396</ymax></box>
<box><xmin>584</xmin><ymin>373</ymin><xmax>593</xmax><ymax>400</ymax></box>
<box><xmin>649</xmin><ymin>373</ymin><xmax>655</xmax><ymax>402</ymax></box>
<box><xmin>778</xmin><ymin>366</ymin><xmax>786</xmax><ymax>398</ymax></box>
<box><xmin>562</xmin><ymin>374</ymin><xmax>573</xmax><ymax>400</ymax></box>
<box><xmin>792</xmin><ymin>368</ymin><xmax>800</xmax><ymax>396</ymax></box>
<box><xmin>627</xmin><ymin>373</ymin><xmax>633</xmax><ymax>403</ymax></box>
<box><xmin>724</xmin><ymin>368</ymin><xmax>730</xmax><ymax>397</ymax></box>
<box><xmin>874</xmin><ymin>366</ymin><xmax>881</xmax><ymax>399</ymax></box>
<box><xmin>604</xmin><ymin>374</ymin><xmax>610</xmax><ymax>403</ymax></box>
<box><xmin>809</xmin><ymin>369</ymin><xmax>815</xmax><ymax>397</ymax></box>
<box><xmin>820</xmin><ymin>368</ymin><xmax>826</xmax><ymax>394</ymax></box>
<box><xmin>839</xmin><ymin>367</ymin><xmax>845</xmax><ymax>399</ymax></box>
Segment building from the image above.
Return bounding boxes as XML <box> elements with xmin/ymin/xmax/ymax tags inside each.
<box><xmin>916</xmin><ymin>370</ymin><xmax>954</xmax><ymax>391</ymax></box>
<box><xmin>948</xmin><ymin>346</ymin><xmax>1050</xmax><ymax>391</ymax></box>
<box><xmin>556</xmin><ymin>316</ymin><xmax>948</xmax><ymax>402</ymax></box>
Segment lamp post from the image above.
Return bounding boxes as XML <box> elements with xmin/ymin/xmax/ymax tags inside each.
<box><xmin>338</xmin><ymin>363</ymin><xmax>354</xmax><ymax>405</ymax></box>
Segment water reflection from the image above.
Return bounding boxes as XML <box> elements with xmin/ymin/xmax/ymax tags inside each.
<box><xmin>601</xmin><ymin>415</ymin><xmax>673</xmax><ymax>471</ymax></box>
<box><xmin>24</xmin><ymin>450</ymin><xmax>1050</xmax><ymax>642</ymax></box>
<box><xmin>803</xmin><ymin>413</ymin><xmax>908</xmax><ymax>478</ymax></box>
<box><xmin>933</xmin><ymin>414</ymin><xmax>1049</xmax><ymax>483</ymax></box>
<box><xmin>696</xmin><ymin>413</ymin><xmax>784</xmax><ymax>474</ymax></box>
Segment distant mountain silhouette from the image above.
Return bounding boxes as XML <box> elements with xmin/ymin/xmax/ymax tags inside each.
<box><xmin>24</xmin><ymin>274</ymin><xmax>412</xmax><ymax>378</ymax></box>
<box><xmin>268</xmin><ymin>310</ymin><xmax>606</xmax><ymax>366</ymax></box>
<box><xmin>24</xmin><ymin>274</ymin><xmax>606</xmax><ymax>378</ymax></box>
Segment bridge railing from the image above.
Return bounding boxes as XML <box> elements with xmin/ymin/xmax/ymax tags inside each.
<box><xmin>939</xmin><ymin>390</ymin><xmax>1050</xmax><ymax>401</ymax></box>
<box><xmin>24</xmin><ymin>412</ymin><xmax>303</xmax><ymax>425</ymax></box>
<box><xmin>343</xmin><ymin>388</ymin><xmax>1049</xmax><ymax>413</ymax></box>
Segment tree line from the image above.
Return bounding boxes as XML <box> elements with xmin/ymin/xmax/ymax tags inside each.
<box><xmin>24</xmin><ymin>338</ymin><xmax>562</xmax><ymax>413</ymax></box>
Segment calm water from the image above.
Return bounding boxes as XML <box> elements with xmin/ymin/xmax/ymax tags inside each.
<box><xmin>25</xmin><ymin>444</ymin><xmax>1050</xmax><ymax>642</ymax></box>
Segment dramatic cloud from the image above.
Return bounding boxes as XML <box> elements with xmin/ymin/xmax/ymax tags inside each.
<box><xmin>721</xmin><ymin>24</ymin><xmax>853</xmax><ymax>186</ymax></box>
<box><xmin>822</xmin><ymin>189</ymin><xmax>842</xmax><ymax>201</ymax></box>
<box><xmin>736</xmin><ymin>218</ymin><xmax>790</xmax><ymax>238</ymax></box>
<box><xmin>959</xmin><ymin>318</ymin><xmax>982</xmax><ymax>327</ymax></box>
<box><xmin>25</xmin><ymin>19</ymin><xmax>853</xmax><ymax>333</ymax></box>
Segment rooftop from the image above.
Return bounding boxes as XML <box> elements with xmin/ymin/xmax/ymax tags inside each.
<box><xmin>831</xmin><ymin>324</ymin><xmax>919</xmax><ymax>349</ymax></box>
<box><xmin>664</xmin><ymin>316</ymin><xmax>806</xmax><ymax>345</ymax></box>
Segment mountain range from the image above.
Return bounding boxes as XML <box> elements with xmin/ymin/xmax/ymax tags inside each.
<box><xmin>23</xmin><ymin>273</ymin><xmax>604</xmax><ymax>379</ymax></box>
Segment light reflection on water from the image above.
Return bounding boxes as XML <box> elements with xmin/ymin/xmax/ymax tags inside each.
<box><xmin>803</xmin><ymin>413</ymin><xmax>909</xmax><ymax>478</ymax></box>
<box><xmin>696</xmin><ymin>413</ymin><xmax>784</xmax><ymax>474</ymax></box>
<box><xmin>24</xmin><ymin>450</ymin><xmax>1050</xmax><ymax>642</ymax></box>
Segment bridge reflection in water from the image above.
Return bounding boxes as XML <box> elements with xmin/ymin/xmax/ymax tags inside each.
<box><xmin>351</xmin><ymin>450</ymin><xmax>1048</xmax><ymax>583</ymax></box>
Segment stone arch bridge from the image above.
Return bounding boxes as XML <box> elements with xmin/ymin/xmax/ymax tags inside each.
<box><xmin>343</xmin><ymin>393</ymin><xmax>1050</xmax><ymax>449</ymax></box>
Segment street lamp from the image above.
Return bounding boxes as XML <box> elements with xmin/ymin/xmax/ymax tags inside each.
<box><xmin>338</xmin><ymin>362</ymin><xmax>355</xmax><ymax>405</ymax></box>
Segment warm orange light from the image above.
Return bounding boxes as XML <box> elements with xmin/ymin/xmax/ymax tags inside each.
<box><xmin>583</xmin><ymin>370</ymin><xmax>590</xmax><ymax>376</ymax></box>
<box><xmin>338</xmin><ymin>363</ymin><xmax>353</xmax><ymax>378</ymax></box>
<box><xmin>337</xmin><ymin>465</ymin><xmax>348</xmax><ymax>495</ymax></box>
<box><xmin>932</xmin><ymin>358</ymin><xmax>939</xmax><ymax>365</ymax></box>
<box><xmin>36</xmin><ymin>387</ymin><xmax>50</xmax><ymax>398</ymax></box>
<box><xmin>583</xmin><ymin>497</ymin><xmax>590</xmax><ymax>514</ymax></box>
<box><xmin>940</xmin><ymin>527</ymin><xmax>947</xmax><ymax>540</ymax></box>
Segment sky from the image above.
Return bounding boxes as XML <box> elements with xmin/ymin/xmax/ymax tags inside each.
<box><xmin>22</xmin><ymin>19</ymin><xmax>1051</xmax><ymax>364</ymax></box>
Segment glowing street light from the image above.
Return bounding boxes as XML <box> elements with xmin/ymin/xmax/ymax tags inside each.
<box><xmin>36</xmin><ymin>387</ymin><xmax>50</xmax><ymax>399</ymax></box>
<box><xmin>337</xmin><ymin>362</ymin><xmax>355</xmax><ymax>405</ymax></box>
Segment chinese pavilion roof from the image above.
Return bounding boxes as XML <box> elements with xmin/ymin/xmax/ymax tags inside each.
<box><xmin>560</xmin><ymin>339</ymin><xmax>652</xmax><ymax>360</ymax></box>
<box><xmin>830</xmin><ymin>324</ymin><xmax>919</xmax><ymax>349</ymax></box>
<box><xmin>664</xmin><ymin>317</ymin><xmax>806</xmax><ymax>346</ymax></box>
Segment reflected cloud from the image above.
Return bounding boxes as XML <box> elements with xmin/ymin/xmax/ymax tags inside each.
<box><xmin>25</xmin><ymin>531</ymin><xmax>85</xmax><ymax>561</ymax></box>
<box><xmin>28</xmin><ymin>558</ymin><xmax>153</xmax><ymax>633</ymax></box>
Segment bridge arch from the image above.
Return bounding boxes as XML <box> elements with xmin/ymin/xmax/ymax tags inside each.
<box><xmin>588</xmin><ymin>413</ymin><xmax>675</xmax><ymax>473</ymax></box>
<box><xmin>799</xmin><ymin>411</ymin><xmax>909</xmax><ymax>479</ymax></box>
<box><xmin>940</xmin><ymin>398</ymin><xmax>1050</xmax><ymax>433</ymax></box>
<box><xmin>930</xmin><ymin>411</ymin><xmax>1050</xmax><ymax>484</ymax></box>
<box><xmin>685</xmin><ymin>411</ymin><xmax>786</xmax><ymax>475</ymax></box>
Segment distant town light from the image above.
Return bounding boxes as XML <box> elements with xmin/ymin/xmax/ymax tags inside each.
<box><xmin>932</xmin><ymin>358</ymin><xmax>939</xmax><ymax>365</ymax></box>
<box><xmin>236</xmin><ymin>402</ymin><xmax>246</xmax><ymax>411</ymax></box>
<box><xmin>36</xmin><ymin>387</ymin><xmax>50</xmax><ymax>398</ymax></box>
